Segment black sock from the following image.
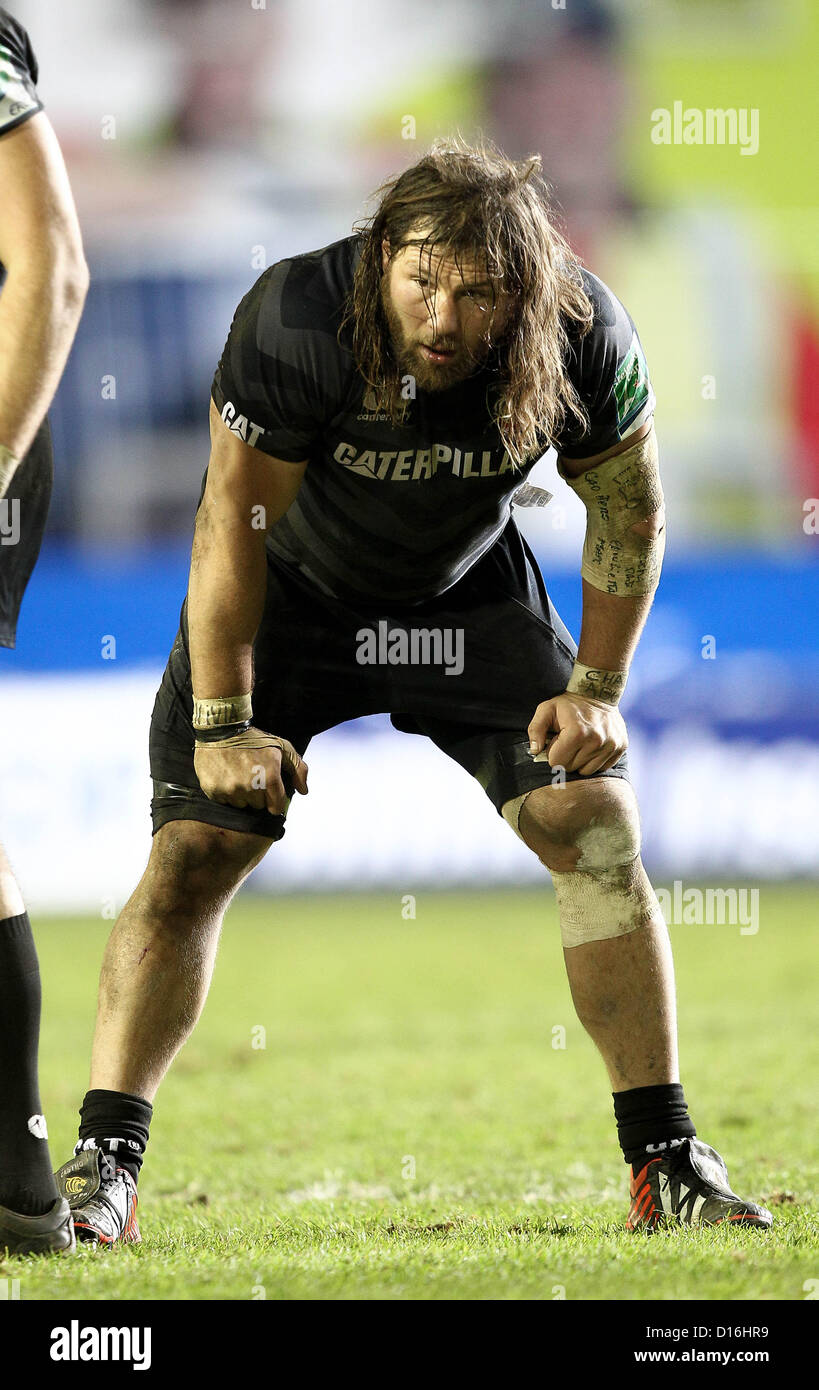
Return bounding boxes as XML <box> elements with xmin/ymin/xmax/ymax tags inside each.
<box><xmin>0</xmin><ymin>912</ymin><xmax>59</xmax><ymax>1215</ymax></box>
<box><xmin>613</xmin><ymin>1083</ymin><xmax>697</xmax><ymax>1167</ymax></box>
<box><xmin>78</xmin><ymin>1089</ymin><xmax>153</xmax><ymax>1184</ymax></box>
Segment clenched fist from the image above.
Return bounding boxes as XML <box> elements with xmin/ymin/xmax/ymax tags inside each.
<box><xmin>528</xmin><ymin>693</ymin><xmax>627</xmax><ymax>777</ymax></box>
<box><xmin>194</xmin><ymin>727</ymin><xmax>309</xmax><ymax>814</ymax></box>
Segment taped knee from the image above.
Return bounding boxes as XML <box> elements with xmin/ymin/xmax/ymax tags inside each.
<box><xmin>502</xmin><ymin>787</ymin><xmax>641</xmax><ymax>870</ymax></box>
<box><xmin>553</xmin><ymin>814</ymin><xmax>659</xmax><ymax>947</ymax></box>
<box><xmin>552</xmin><ymin>859</ymin><xmax>662</xmax><ymax>948</ymax></box>
<box><xmin>502</xmin><ymin>792</ymin><xmax>660</xmax><ymax>947</ymax></box>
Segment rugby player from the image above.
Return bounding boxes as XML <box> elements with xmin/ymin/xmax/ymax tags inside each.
<box><xmin>0</xmin><ymin>6</ymin><xmax>89</xmax><ymax>1254</ymax></box>
<box><xmin>56</xmin><ymin>138</ymin><xmax>771</xmax><ymax>1242</ymax></box>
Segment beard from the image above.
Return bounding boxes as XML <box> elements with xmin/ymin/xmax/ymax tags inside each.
<box><xmin>379</xmin><ymin>272</ymin><xmax>499</xmax><ymax>393</ymax></box>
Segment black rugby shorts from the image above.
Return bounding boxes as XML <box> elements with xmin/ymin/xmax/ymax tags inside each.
<box><xmin>148</xmin><ymin>520</ymin><xmax>629</xmax><ymax>841</ymax></box>
<box><xmin>0</xmin><ymin>418</ymin><xmax>53</xmax><ymax>650</ymax></box>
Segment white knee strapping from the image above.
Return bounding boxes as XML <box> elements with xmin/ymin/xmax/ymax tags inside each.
<box><xmin>501</xmin><ymin>794</ymin><xmax>662</xmax><ymax>946</ymax></box>
<box><xmin>551</xmin><ymin>860</ymin><xmax>662</xmax><ymax>947</ymax></box>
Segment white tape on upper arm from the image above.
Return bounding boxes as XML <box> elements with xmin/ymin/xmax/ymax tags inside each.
<box><xmin>557</xmin><ymin>425</ymin><xmax>665</xmax><ymax>596</ymax></box>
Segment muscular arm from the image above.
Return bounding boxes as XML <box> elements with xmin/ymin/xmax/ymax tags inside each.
<box><xmin>189</xmin><ymin>401</ymin><xmax>309</xmax><ymax>812</ymax></box>
<box><xmin>528</xmin><ymin>418</ymin><xmax>665</xmax><ymax>772</ymax></box>
<box><xmin>0</xmin><ymin>112</ymin><xmax>88</xmax><ymax>490</ymax></box>
<box><xmin>558</xmin><ymin>418</ymin><xmax>665</xmax><ymax>701</ymax></box>
<box><xmin>189</xmin><ymin>400</ymin><xmax>308</xmax><ymax>698</ymax></box>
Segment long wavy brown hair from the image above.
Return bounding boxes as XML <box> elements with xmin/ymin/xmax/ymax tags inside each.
<box><xmin>342</xmin><ymin>135</ymin><xmax>593</xmax><ymax>468</ymax></box>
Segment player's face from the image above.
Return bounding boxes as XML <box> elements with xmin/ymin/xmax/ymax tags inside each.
<box><xmin>380</xmin><ymin>234</ymin><xmax>513</xmax><ymax>392</ymax></box>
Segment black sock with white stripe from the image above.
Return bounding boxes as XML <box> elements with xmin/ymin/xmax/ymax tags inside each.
<box><xmin>0</xmin><ymin>912</ymin><xmax>59</xmax><ymax>1216</ymax></box>
<box><xmin>78</xmin><ymin>1089</ymin><xmax>153</xmax><ymax>1184</ymax></box>
<box><xmin>613</xmin><ymin>1083</ymin><xmax>697</xmax><ymax>1167</ymax></box>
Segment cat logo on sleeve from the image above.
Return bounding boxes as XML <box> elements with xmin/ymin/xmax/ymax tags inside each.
<box><xmin>220</xmin><ymin>400</ymin><xmax>265</xmax><ymax>448</ymax></box>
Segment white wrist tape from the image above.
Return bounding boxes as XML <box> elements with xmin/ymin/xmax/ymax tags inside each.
<box><xmin>0</xmin><ymin>444</ymin><xmax>20</xmax><ymax>498</ymax></box>
<box><xmin>565</xmin><ymin>661</ymin><xmax>628</xmax><ymax>706</ymax></box>
<box><xmin>558</xmin><ymin>426</ymin><xmax>665</xmax><ymax>596</ymax></box>
<box><xmin>192</xmin><ymin>693</ymin><xmax>253</xmax><ymax>730</ymax></box>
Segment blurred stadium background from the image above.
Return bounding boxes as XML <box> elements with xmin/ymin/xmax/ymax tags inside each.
<box><xmin>2</xmin><ymin>0</ymin><xmax>818</xmax><ymax>911</ymax></box>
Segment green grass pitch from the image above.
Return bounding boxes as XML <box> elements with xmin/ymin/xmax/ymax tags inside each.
<box><xmin>4</xmin><ymin>883</ymin><xmax>817</xmax><ymax>1301</ymax></box>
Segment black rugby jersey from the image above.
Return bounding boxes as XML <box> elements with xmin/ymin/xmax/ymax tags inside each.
<box><xmin>0</xmin><ymin>9</ymin><xmax>41</xmax><ymax>136</ymax></box>
<box><xmin>0</xmin><ymin>8</ymin><xmax>43</xmax><ymax>291</ymax></box>
<box><xmin>211</xmin><ymin>235</ymin><xmax>654</xmax><ymax>606</ymax></box>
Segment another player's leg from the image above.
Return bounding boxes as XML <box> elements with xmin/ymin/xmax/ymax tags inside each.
<box><xmin>0</xmin><ymin>429</ymin><xmax>72</xmax><ymax>1252</ymax></box>
<box><xmin>55</xmin><ymin>819</ymin><xmax>273</xmax><ymax>1245</ymax></box>
<box><xmin>0</xmin><ymin>842</ymin><xmax>74</xmax><ymax>1254</ymax></box>
<box><xmin>506</xmin><ymin>778</ymin><xmax>773</xmax><ymax>1230</ymax></box>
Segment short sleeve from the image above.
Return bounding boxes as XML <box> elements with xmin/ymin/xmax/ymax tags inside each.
<box><xmin>0</xmin><ymin>11</ymin><xmax>43</xmax><ymax>137</ymax></box>
<box><xmin>211</xmin><ymin>261</ymin><xmax>338</xmax><ymax>463</ymax></box>
<box><xmin>556</xmin><ymin>271</ymin><xmax>655</xmax><ymax>460</ymax></box>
